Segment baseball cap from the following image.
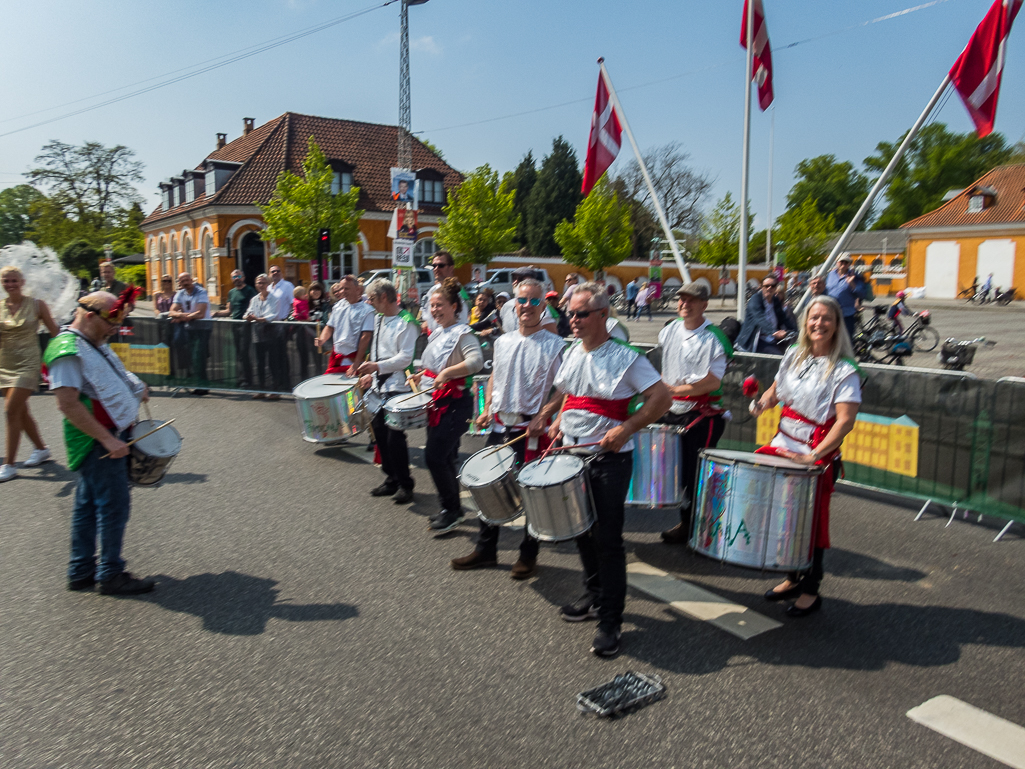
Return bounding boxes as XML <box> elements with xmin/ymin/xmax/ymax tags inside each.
<box><xmin>545</xmin><ymin>291</ymin><xmax>559</xmax><ymax>299</ymax></box>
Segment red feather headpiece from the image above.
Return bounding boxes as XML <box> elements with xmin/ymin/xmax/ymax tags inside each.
<box><xmin>81</xmin><ymin>284</ymin><xmax>142</xmax><ymax>324</ymax></box>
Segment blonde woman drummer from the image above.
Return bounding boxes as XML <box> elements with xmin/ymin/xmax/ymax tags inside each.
<box><xmin>1</xmin><ymin>265</ymin><xmax>60</xmax><ymax>482</ymax></box>
<box><xmin>750</xmin><ymin>295</ymin><xmax>862</xmax><ymax>618</ymax></box>
<box><xmin>407</xmin><ymin>278</ymin><xmax>483</xmax><ymax>536</ymax></box>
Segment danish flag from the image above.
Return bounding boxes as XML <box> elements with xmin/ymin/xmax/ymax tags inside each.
<box><xmin>741</xmin><ymin>0</ymin><xmax>774</xmax><ymax>111</ymax></box>
<box><xmin>581</xmin><ymin>74</ymin><xmax>622</xmax><ymax>197</ymax></box>
<box><xmin>949</xmin><ymin>0</ymin><xmax>1022</xmax><ymax>137</ymax></box>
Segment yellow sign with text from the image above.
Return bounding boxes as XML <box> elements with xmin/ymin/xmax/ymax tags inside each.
<box><xmin>109</xmin><ymin>343</ymin><xmax>171</xmax><ymax>376</ymax></box>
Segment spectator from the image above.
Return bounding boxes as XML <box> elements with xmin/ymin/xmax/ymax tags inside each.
<box><xmin>560</xmin><ymin>273</ymin><xmax>580</xmax><ymax>309</ymax></box>
<box><xmin>825</xmin><ymin>255</ymin><xmax>866</xmax><ymax>340</ymax></box>
<box><xmin>809</xmin><ymin>274</ymin><xmax>827</xmax><ymax>297</ymax></box>
<box><xmin>469</xmin><ymin>288</ymin><xmax>495</xmax><ymax>326</ymax></box>
<box><xmin>625</xmin><ymin>277</ymin><xmax>640</xmax><ymax>319</ymax></box>
<box><xmin>152</xmin><ymin>275</ymin><xmax>175</xmax><ymax>316</ymax></box>
<box><xmin>981</xmin><ymin>273</ymin><xmax>994</xmax><ymax>302</ymax></box>
<box><xmin>244</xmin><ymin>274</ymin><xmax>281</xmax><ymax>399</ymax></box>
<box><xmin>291</xmin><ymin>285</ymin><xmax>313</xmax><ymax>379</ymax></box>
<box><xmin>98</xmin><ymin>262</ymin><xmax>126</xmax><ymax>297</ymax></box>
<box><xmin>292</xmin><ymin>285</ymin><xmax>309</xmax><ymax>321</ymax></box>
<box><xmin>267</xmin><ymin>265</ymin><xmax>295</xmax><ymax>320</ymax></box>
<box><xmin>306</xmin><ymin>282</ymin><xmax>330</xmax><ymax>323</ymax></box>
<box><xmin>634</xmin><ymin>281</ymin><xmax>653</xmax><ymax>321</ymax></box>
<box><xmin>168</xmin><ymin>273</ymin><xmax>212</xmax><ymax>394</ymax></box>
<box><xmin>422</xmin><ymin>251</ymin><xmax>469</xmax><ymax>334</ymax></box>
<box><xmin>736</xmin><ymin>275</ymin><xmax>797</xmax><ymax>355</ymax></box>
<box><xmin>544</xmin><ymin>291</ymin><xmax>571</xmax><ymax>337</ymax></box>
<box><xmin>213</xmin><ymin>270</ymin><xmax>257</xmax><ymax>389</ymax></box>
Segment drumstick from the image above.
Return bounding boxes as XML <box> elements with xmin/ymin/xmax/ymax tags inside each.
<box><xmin>143</xmin><ymin>401</ymin><xmax>154</xmax><ymax>422</ymax></box>
<box><xmin>101</xmin><ymin>419</ymin><xmax>176</xmax><ymax>459</ymax></box>
<box><xmin>392</xmin><ymin>382</ymin><xmax>438</xmax><ymax>404</ymax></box>
<box><xmin>479</xmin><ymin>431</ymin><xmax>529</xmax><ymax>458</ymax></box>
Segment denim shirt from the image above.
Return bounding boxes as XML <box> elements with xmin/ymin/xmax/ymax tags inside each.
<box><xmin>826</xmin><ymin>269</ymin><xmax>864</xmax><ymax>317</ymax></box>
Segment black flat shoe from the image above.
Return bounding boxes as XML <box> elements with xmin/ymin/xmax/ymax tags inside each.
<box><xmin>785</xmin><ymin>595</ymin><xmax>822</xmax><ymax>617</ymax></box>
<box><xmin>764</xmin><ymin>584</ymin><xmax>801</xmax><ymax>602</ymax></box>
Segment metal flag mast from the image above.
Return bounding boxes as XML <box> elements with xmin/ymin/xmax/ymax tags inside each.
<box><xmin>737</xmin><ymin>2</ymin><xmax>755</xmax><ymax>321</ymax></box>
<box><xmin>598</xmin><ymin>58</ymin><xmax>692</xmax><ymax>285</ymax></box>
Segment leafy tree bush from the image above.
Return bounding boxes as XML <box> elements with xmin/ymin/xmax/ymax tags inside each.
<box><xmin>435</xmin><ymin>165</ymin><xmax>518</xmax><ymax>266</ymax></box>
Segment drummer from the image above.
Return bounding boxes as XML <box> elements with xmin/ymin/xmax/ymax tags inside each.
<box><xmin>657</xmin><ymin>282</ymin><xmax>733</xmax><ymax>545</ymax></box>
<box><xmin>451</xmin><ymin>278</ymin><xmax>566</xmax><ymax>579</ymax></box>
<box><xmin>750</xmin><ymin>295</ymin><xmax>862</xmax><ymax>617</ymax></box>
<box><xmin>407</xmin><ymin>278</ymin><xmax>484</xmax><ymax>536</ymax></box>
<box><xmin>537</xmin><ymin>282</ymin><xmax>671</xmax><ymax>657</ymax></box>
<box><xmin>317</xmin><ymin>276</ymin><xmax>374</xmax><ymax>376</ymax></box>
<box><xmin>356</xmin><ymin>279</ymin><xmax>420</xmax><ymax>505</ymax></box>
<box><xmin>500</xmin><ymin>268</ymin><xmax>559</xmax><ymax>334</ymax></box>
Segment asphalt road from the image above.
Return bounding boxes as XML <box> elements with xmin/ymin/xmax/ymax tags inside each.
<box><xmin>2</xmin><ymin>391</ymin><xmax>1024</xmax><ymax>768</ymax></box>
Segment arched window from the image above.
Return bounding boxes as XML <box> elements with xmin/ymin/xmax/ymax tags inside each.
<box><xmin>413</xmin><ymin>237</ymin><xmax>437</xmax><ymax>268</ymax></box>
<box><xmin>159</xmin><ymin>238</ymin><xmax>168</xmax><ymax>278</ymax></box>
<box><xmin>203</xmin><ymin>233</ymin><xmax>214</xmax><ymax>286</ymax></box>
<box><xmin>182</xmin><ymin>233</ymin><xmax>193</xmax><ymax>276</ymax></box>
<box><xmin>238</xmin><ymin>231</ymin><xmax>266</xmax><ymax>288</ymax></box>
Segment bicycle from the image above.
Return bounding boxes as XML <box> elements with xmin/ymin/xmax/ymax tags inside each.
<box><xmin>901</xmin><ymin>310</ymin><xmax>940</xmax><ymax>352</ymax></box>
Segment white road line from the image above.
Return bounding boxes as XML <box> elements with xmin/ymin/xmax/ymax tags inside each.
<box><xmin>907</xmin><ymin>695</ymin><xmax>1025</xmax><ymax>769</ymax></box>
<box><xmin>626</xmin><ymin>562</ymin><xmax>782</xmax><ymax>640</ymax></box>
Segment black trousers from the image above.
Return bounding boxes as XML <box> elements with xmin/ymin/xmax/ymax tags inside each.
<box><xmin>268</xmin><ymin>332</ymin><xmax>289</xmax><ymax>392</ymax></box>
<box><xmin>574</xmin><ymin>451</ymin><xmax>634</xmax><ymax>633</ymax></box>
<box><xmin>789</xmin><ymin>547</ymin><xmax>825</xmax><ymax>596</ymax></box>
<box><xmin>474</xmin><ymin>427</ymin><xmax>539</xmax><ymax>562</ymax></box>
<box><xmin>373</xmin><ymin>409</ymin><xmax>413</xmax><ymax>491</ymax></box>
<box><xmin>231</xmin><ymin>323</ymin><xmax>253</xmax><ymax>387</ymax></box>
<box><xmin>658</xmin><ymin>410</ymin><xmax>726</xmax><ymax>529</ymax></box>
<box><xmin>425</xmin><ymin>394</ymin><xmax>473</xmax><ymax>513</ymax></box>
<box><xmin>188</xmin><ymin>328</ymin><xmax>211</xmax><ymax>384</ymax></box>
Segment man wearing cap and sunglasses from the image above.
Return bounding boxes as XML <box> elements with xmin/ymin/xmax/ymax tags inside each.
<box><xmin>657</xmin><ymin>282</ymin><xmax>734</xmax><ymax>545</ymax></box>
<box><xmin>421</xmin><ymin>251</ymin><xmax>469</xmax><ymax>334</ymax></box>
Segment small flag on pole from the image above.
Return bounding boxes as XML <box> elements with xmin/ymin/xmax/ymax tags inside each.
<box><xmin>949</xmin><ymin>0</ymin><xmax>1022</xmax><ymax>137</ymax></box>
<box><xmin>741</xmin><ymin>0</ymin><xmax>774</xmax><ymax>111</ymax></box>
<box><xmin>581</xmin><ymin>74</ymin><xmax>622</xmax><ymax>197</ymax></box>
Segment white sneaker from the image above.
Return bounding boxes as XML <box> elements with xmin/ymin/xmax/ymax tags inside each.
<box><xmin>0</xmin><ymin>464</ymin><xmax>17</xmax><ymax>482</ymax></box>
<box><xmin>22</xmin><ymin>448</ymin><xmax>52</xmax><ymax>467</ymax></box>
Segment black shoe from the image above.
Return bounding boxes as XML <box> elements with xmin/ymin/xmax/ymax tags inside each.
<box><xmin>67</xmin><ymin>576</ymin><xmax>96</xmax><ymax>591</ymax></box>
<box><xmin>510</xmin><ymin>558</ymin><xmax>537</xmax><ymax>580</ymax></box>
<box><xmin>429</xmin><ymin>509</ymin><xmax>464</xmax><ymax>536</ymax></box>
<box><xmin>370</xmin><ymin>482</ymin><xmax>398</xmax><ymax>497</ymax></box>
<box><xmin>99</xmin><ymin>572</ymin><xmax>155</xmax><ymax>596</ymax></box>
<box><xmin>764</xmin><ymin>584</ymin><xmax>802</xmax><ymax>602</ymax></box>
<box><xmin>192</xmin><ymin>389</ymin><xmax>209</xmax><ymax>396</ymax></box>
<box><xmin>451</xmin><ymin>550</ymin><xmax>498</xmax><ymax>571</ymax></box>
<box><xmin>590</xmin><ymin>627</ymin><xmax>621</xmax><ymax>657</ymax></box>
<box><xmin>660</xmin><ymin>523</ymin><xmax>689</xmax><ymax>544</ymax></box>
<box><xmin>366</xmin><ymin>442</ymin><xmax>376</xmax><ymax>453</ymax></box>
<box><xmin>392</xmin><ymin>487</ymin><xmax>414</xmax><ymax>504</ymax></box>
<box><xmin>560</xmin><ymin>593</ymin><xmax>600</xmax><ymax>622</ymax></box>
<box><xmin>785</xmin><ymin>595</ymin><xmax>822</xmax><ymax>618</ymax></box>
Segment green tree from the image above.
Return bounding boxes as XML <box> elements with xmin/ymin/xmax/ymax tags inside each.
<box><xmin>60</xmin><ymin>239</ymin><xmax>104</xmax><ymax>277</ymax></box>
<box><xmin>420</xmin><ymin>139</ymin><xmax>445</xmax><ymax>161</ymax></box>
<box><xmin>775</xmin><ymin>197</ymin><xmax>834</xmax><ymax>271</ymax></box>
<box><xmin>696</xmin><ymin>192</ymin><xmax>744</xmax><ymax>267</ymax></box>
<box><xmin>0</xmin><ymin>184</ymin><xmax>46</xmax><ymax>246</ymax></box>
<box><xmin>435</xmin><ymin>164</ymin><xmax>518</xmax><ymax>266</ymax></box>
<box><xmin>786</xmin><ymin>155</ymin><xmax>871</xmax><ymax>231</ymax></box>
<box><xmin>864</xmin><ymin>123</ymin><xmax>1010</xmax><ymax>229</ymax></box>
<box><xmin>509</xmin><ymin>151</ymin><xmax>537</xmax><ymax>247</ymax></box>
<box><xmin>553</xmin><ymin>177</ymin><xmax>632</xmax><ymax>279</ymax></box>
<box><xmin>525</xmin><ymin>137</ymin><xmax>581</xmax><ymax>256</ymax></box>
<box><xmin>258</xmin><ymin>138</ymin><xmax>363</xmax><ymax>261</ymax></box>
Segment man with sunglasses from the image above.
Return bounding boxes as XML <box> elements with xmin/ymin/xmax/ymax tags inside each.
<box><xmin>421</xmin><ymin>251</ymin><xmax>469</xmax><ymax>334</ymax></box>
<box><xmin>736</xmin><ymin>275</ymin><xmax>796</xmax><ymax>355</ymax></box>
<box><xmin>500</xmin><ymin>267</ymin><xmax>558</xmax><ymax>334</ymax></box>
<box><xmin>213</xmin><ymin>271</ymin><xmax>257</xmax><ymax>388</ymax></box>
<box><xmin>450</xmin><ymin>278</ymin><xmax>566</xmax><ymax>579</ymax></box>
<box><xmin>535</xmin><ymin>282</ymin><xmax>671</xmax><ymax>657</ymax></box>
<box><xmin>657</xmin><ymin>283</ymin><xmax>734</xmax><ymax>545</ymax></box>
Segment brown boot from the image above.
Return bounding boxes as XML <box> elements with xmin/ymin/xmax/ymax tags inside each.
<box><xmin>660</xmin><ymin>523</ymin><xmax>689</xmax><ymax>544</ymax></box>
<box><xmin>510</xmin><ymin>558</ymin><xmax>537</xmax><ymax>580</ymax></box>
<box><xmin>450</xmin><ymin>550</ymin><xmax>498</xmax><ymax>571</ymax></box>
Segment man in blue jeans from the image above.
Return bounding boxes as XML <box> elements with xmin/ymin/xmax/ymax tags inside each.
<box><xmin>44</xmin><ymin>290</ymin><xmax>156</xmax><ymax>596</ymax></box>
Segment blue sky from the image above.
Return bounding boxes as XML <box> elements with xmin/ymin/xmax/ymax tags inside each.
<box><xmin>0</xmin><ymin>0</ymin><xmax>1022</xmax><ymax>230</ymax></box>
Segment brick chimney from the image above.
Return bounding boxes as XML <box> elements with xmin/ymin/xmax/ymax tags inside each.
<box><xmin>243</xmin><ymin>117</ymin><xmax>255</xmax><ymax>136</ymax></box>
<box><xmin>216</xmin><ymin>133</ymin><xmax>227</xmax><ymax>150</ymax></box>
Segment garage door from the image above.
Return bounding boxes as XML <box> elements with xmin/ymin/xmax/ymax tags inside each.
<box><xmin>976</xmin><ymin>239</ymin><xmax>1016</xmax><ymax>291</ymax></box>
<box><xmin>924</xmin><ymin>241</ymin><xmax>960</xmax><ymax>298</ymax></box>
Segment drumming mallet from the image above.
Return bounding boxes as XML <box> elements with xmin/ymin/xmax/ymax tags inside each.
<box><xmin>101</xmin><ymin>419</ymin><xmax>176</xmax><ymax>459</ymax></box>
<box><xmin>479</xmin><ymin>431</ymin><xmax>529</xmax><ymax>459</ymax></box>
<box><xmin>743</xmin><ymin>375</ymin><xmax>761</xmax><ymax>415</ymax></box>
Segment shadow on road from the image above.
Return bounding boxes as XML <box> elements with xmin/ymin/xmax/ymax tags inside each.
<box><xmin>126</xmin><ymin>571</ymin><xmax>358</xmax><ymax>635</ymax></box>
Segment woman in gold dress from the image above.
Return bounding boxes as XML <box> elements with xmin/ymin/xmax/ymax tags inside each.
<box><xmin>1</xmin><ymin>266</ymin><xmax>60</xmax><ymax>481</ymax></box>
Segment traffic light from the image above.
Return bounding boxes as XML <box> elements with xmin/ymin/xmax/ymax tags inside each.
<box><xmin>317</xmin><ymin>228</ymin><xmax>331</xmax><ymax>255</ymax></box>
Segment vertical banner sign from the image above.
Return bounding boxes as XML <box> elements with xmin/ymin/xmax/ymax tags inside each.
<box><xmin>392</xmin><ymin>238</ymin><xmax>415</xmax><ymax>268</ymax></box>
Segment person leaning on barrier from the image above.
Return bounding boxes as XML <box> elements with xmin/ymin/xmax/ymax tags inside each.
<box><xmin>244</xmin><ymin>273</ymin><xmax>282</xmax><ymax>400</ymax></box>
<box><xmin>213</xmin><ymin>270</ymin><xmax>257</xmax><ymax>389</ymax></box>
<box><xmin>357</xmin><ymin>279</ymin><xmax>420</xmax><ymax>505</ymax></box>
<box><xmin>736</xmin><ymin>275</ymin><xmax>797</xmax><ymax>355</ymax></box>
<box><xmin>152</xmin><ymin>274</ymin><xmax>175</xmax><ymax>316</ymax></box>
<box><xmin>317</xmin><ymin>275</ymin><xmax>374</xmax><ymax>376</ymax></box>
<box><xmin>169</xmin><ymin>272</ymin><xmax>212</xmax><ymax>395</ymax></box>
<box><xmin>656</xmin><ymin>282</ymin><xmax>733</xmax><ymax>545</ymax></box>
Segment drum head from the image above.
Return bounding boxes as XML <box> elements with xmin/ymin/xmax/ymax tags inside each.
<box><xmin>386</xmin><ymin>392</ymin><xmax>432</xmax><ymax>412</ymax></box>
<box><xmin>518</xmin><ymin>454</ymin><xmax>584</xmax><ymax>487</ymax></box>
<box><xmin>460</xmin><ymin>446</ymin><xmax>516</xmax><ymax>486</ymax></box>
<box><xmin>701</xmin><ymin>448</ymin><xmax>814</xmax><ymax>472</ymax></box>
<box><xmin>131</xmin><ymin>420</ymin><xmax>182</xmax><ymax>457</ymax></box>
<box><xmin>293</xmin><ymin>375</ymin><xmax>357</xmax><ymax>399</ymax></box>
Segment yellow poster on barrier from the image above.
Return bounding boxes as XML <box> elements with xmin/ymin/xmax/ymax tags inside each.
<box><xmin>109</xmin><ymin>343</ymin><xmax>171</xmax><ymax>376</ymax></box>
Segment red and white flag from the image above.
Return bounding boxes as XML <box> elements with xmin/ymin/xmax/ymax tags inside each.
<box><xmin>949</xmin><ymin>0</ymin><xmax>1022</xmax><ymax>137</ymax></box>
<box><xmin>581</xmin><ymin>74</ymin><xmax>622</xmax><ymax>197</ymax></box>
<box><xmin>740</xmin><ymin>0</ymin><xmax>774</xmax><ymax>111</ymax></box>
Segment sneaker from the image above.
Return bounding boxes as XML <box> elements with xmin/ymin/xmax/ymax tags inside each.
<box><xmin>560</xmin><ymin>593</ymin><xmax>600</xmax><ymax>622</ymax></box>
<box><xmin>429</xmin><ymin>509</ymin><xmax>464</xmax><ymax>536</ymax></box>
<box><xmin>67</xmin><ymin>576</ymin><xmax>96</xmax><ymax>591</ymax></box>
<box><xmin>590</xmin><ymin>627</ymin><xmax>621</xmax><ymax>657</ymax></box>
<box><xmin>510</xmin><ymin>558</ymin><xmax>537</xmax><ymax>580</ymax></box>
<box><xmin>392</xmin><ymin>487</ymin><xmax>414</xmax><ymax>504</ymax></box>
<box><xmin>370</xmin><ymin>482</ymin><xmax>398</xmax><ymax>497</ymax></box>
<box><xmin>23</xmin><ymin>448</ymin><xmax>52</xmax><ymax>467</ymax></box>
<box><xmin>660</xmin><ymin>523</ymin><xmax>689</xmax><ymax>544</ymax></box>
<box><xmin>0</xmin><ymin>464</ymin><xmax>17</xmax><ymax>482</ymax></box>
<box><xmin>98</xmin><ymin>572</ymin><xmax>156</xmax><ymax>596</ymax></box>
<box><xmin>451</xmin><ymin>550</ymin><xmax>498</xmax><ymax>571</ymax></box>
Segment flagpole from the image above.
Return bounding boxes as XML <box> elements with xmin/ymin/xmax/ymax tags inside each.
<box><xmin>794</xmin><ymin>74</ymin><xmax>952</xmax><ymax>317</ymax></box>
<box><xmin>737</xmin><ymin>1</ymin><xmax>754</xmax><ymax>322</ymax></box>
<box><xmin>767</xmin><ymin>106</ymin><xmax>774</xmax><ymax>269</ymax></box>
<box><xmin>598</xmin><ymin>58</ymin><xmax>692</xmax><ymax>284</ymax></box>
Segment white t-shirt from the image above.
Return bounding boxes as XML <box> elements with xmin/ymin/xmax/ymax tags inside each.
<box><xmin>245</xmin><ymin>293</ymin><xmax>278</xmax><ymax>321</ymax></box>
<box><xmin>327</xmin><ymin>300</ymin><xmax>375</xmax><ymax>355</ymax></box>
<box><xmin>269</xmin><ymin>279</ymin><xmax>296</xmax><ymax>321</ymax></box>
<box><xmin>172</xmin><ymin>287</ymin><xmax>211</xmax><ymax>320</ymax></box>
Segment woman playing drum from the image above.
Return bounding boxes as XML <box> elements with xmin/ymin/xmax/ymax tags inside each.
<box><xmin>750</xmin><ymin>295</ymin><xmax>862</xmax><ymax>617</ymax></box>
<box><xmin>407</xmin><ymin>278</ymin><xmax>484</xmax><ymax>535</ymax></box>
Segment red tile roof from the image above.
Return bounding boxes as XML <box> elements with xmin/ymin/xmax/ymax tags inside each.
<box><xmin>142</xmin><ymin>112</ymin><xmax>462</xmax><ymax>227</ymax></box>
<box><xmin>901</xmin><ymin>163</ymin><xmax>1025</xmax><ymax>230</ymax></box>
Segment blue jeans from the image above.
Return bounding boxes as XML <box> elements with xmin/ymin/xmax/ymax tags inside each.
<box><xmin>68</xmin><ymin>433</ymin><xmax>132</xmax><ymax>582</ymax></box>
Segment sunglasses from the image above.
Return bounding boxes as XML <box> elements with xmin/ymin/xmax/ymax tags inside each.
<box><xmin>430</xmin><ymin>263</ymin><xmax>451</xmax><ymax>269</ymax></box>
<box><xmin>516</xmin><ymin>297</ymin><xmax>541</xmax><ymax>306</ymax></box>
<box><xmin>567</xmin><ymin>309</ymin><xmax>598</xmax><ymax>319</ymax></box>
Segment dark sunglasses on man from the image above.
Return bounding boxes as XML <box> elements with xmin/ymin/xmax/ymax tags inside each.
<box><xmin>567</xmin><ymin>309</ymin><xmax>599</xmax><ymax>319</ymax></box>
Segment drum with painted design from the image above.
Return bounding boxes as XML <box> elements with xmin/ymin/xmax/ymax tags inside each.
<box><xmin>292</xmin><ymin>375</ymin><xmax>368</xmax><ymax>444</ymax></box>
<box><xmin>128</xmin><ymin>419</ymin><xmax>183</xmax><ymax>486</ymax></box>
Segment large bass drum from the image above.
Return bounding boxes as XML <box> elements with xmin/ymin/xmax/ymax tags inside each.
<box><xmin>518</xmin><ymin>454</ymin><xmax>595</xmax><ymax>542</ymax></box>
<box><xmin>626</xmin><ymin>424</ymin><xmax>684</xmax><ymax>508</ymax></box>
<box><xmin>293</xmin><ymin>375</ymin><xmax>368</xmax><ymax>444</ymax></box>
<box><xmin>459</xmin><ymin>445</ymin><xmax>522</xmax><ymax>525</ymax></box>
<box><xmin>691</xmin><ymin>449</ymin><xmax>822</xmax><ymax>572</ymax></box>
<box><xmin>128</xmin><ymin>419</ymin><xmax>183</xmax><ymax>487</ymax></box>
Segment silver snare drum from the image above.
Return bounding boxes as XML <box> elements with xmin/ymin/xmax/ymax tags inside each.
<box><xmin>128</xmin><ymin>419</ymin><xmax>183</xmax><ymax>486</ymax></box>
<box><xmin>690</xmin><ymin>449</ymin><xmax>822</xmax><ymax>572</ymax></box>
<box><xmin>459</xmin><ymin>445</ymin><xmax>522</xmax><ymax>525</ymax></box>
<box><xmin>293</xmin><ymin>375</ymin><xmax>368</xmax><ymax>444</ymax></box>
<box><xmin>626</xmin><ymin>424</ymin><xmax>684</xmax><ymax>508</ymax></box>
<box><xmin>518</xmin><ymin>454</ymin><xmax>595</xmax><ymax>542</ymax></box>
<box><xmin>384</xmin><ymin>391</ymin><xmax>432</xmax><ymax>431</ymax></box>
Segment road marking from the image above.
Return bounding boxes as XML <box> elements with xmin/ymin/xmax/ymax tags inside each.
<box><xmin>907</xmin><ymin>695</ymin><xmax>1025</xmax><ymax>769</ymax></box>
<box><xmin>626</xmin><ymin>562</ymin><xmax>782</xmax><ymax>640</ymax></box>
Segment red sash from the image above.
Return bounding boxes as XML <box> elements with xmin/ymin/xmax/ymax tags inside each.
<box><xmin>325</xmin><ymin>352</ymin><xmax>354</xmax><ymax>374</ymax></box>
<box><xmin>563</xmin><ymin>395</ymin><xmax>630</xmax><ymax>422</ymax></box>
<box><xmin>424</xmin><ymin>369</ymin><xmax>467</xmax><ymax>428</ymax></box>
<box><xmin>672</xmin><ymin>392</ymin><xmax>724</xmax><ymax>417</ymax></box>
<box><xmin>92</xmin><ymin>399</ymin><xmax>117</xmax><ymax>430</ymax></box>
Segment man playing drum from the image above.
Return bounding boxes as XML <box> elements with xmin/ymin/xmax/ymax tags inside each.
<box><xmin>357</xmin><ymin>279</ymin><xmax>420</xmax><ymax>506</ymax></box>
<box><xmin>317</xmin><ymin>276</ymin><xmax>374</xmax><ymax>376</ymax></box>
<box><xmin>537</xmin><ymin>282</ymin><xmax>671</xmax><ymax>657</ymax></box>
<box><xmin>451</xmin><ymin>278</ymin><xmax>566</xmax><ymax>579</ymax></box>
<box><xmin>657</xmin><ymin>282</ymin><xmax>734</xmax><ymax>544</ymax></box>
<box><xmin>44</xmin><ymin>289</ymin><xmax>156</xmax><ymax>596</ymax></box>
